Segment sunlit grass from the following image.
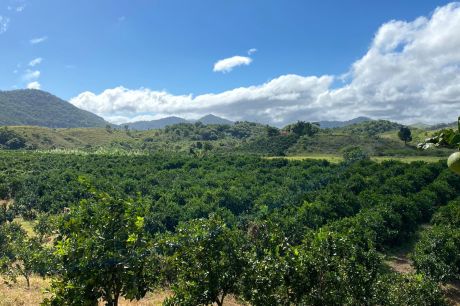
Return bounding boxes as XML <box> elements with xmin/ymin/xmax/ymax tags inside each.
<box><xmin>13</xmin><ymin>217</ymin><xmax>36</xmax><ymax>237</ymax></box>
<box><xmin>34</xmin><ymin>148</ymin><xmax>149</xmax><ymax>156</ymax></box>
<box><xmin>269</xmin><ymin>154</ymin><xmax>445</xmax><ymax>164</ymax></box>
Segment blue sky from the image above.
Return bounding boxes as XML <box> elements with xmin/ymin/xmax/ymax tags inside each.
<box><xmin>1</xmin><ymin>0</ymin><xmax>460</xmax><ymax>125</ymax></box>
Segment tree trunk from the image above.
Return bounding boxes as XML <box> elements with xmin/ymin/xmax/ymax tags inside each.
<box><xmin>216</xmin><ymin>293</ymin><xmax>226</xmax><ymax>306</ymax></box>
<box><xmin>25</xmin><ymin>275</ymin><xmax>30</xmax><ymax>288</ymax></box>
<box><xmin>114</xmin><ymin>291</ymin><xmax>119</xmax><ymax>306</ymax></box>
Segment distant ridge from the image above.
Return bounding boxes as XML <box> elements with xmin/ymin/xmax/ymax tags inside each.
<box><xmin>0</xmin><ymin>89</ymin><xmax>107</xmax><ymax>128</ymax></box>
<box><xmin>195</xmin><ymin>114</ymin><xmax>234</xmax><ymax>125</ymax></box>
<box><xmin>127</xmin><ymin>114</ymin><xmax>234</xmax><ymax>130</ymax></box>
<box><xmin>318</xmin><ymin>116</ymin><xmax>372</xmax><ymax>129</ymax></box>
<box><xmin>126</xmin><ymin>116</ymin><xmax>189</xmax><ymax>130</ymax></box>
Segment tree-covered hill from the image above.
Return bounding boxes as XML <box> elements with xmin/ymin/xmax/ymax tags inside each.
<box><xmin>1</xmin><ymin>119</ymin><xmax>454</xmax><ymax>158</ymax></box>
<box><xmin>0</xmin><ymin>89</ymin><xmax>107</xmax><ymax>128</ymax></box>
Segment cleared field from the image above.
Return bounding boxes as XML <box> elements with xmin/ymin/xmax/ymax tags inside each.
<box><xmin>372</xmin><ymin>156</ymin><xmax>445</xmax><ymax>163</ymax></box>
<box><xmin>269</xmin><ymin>154</ymin><xmax>445</xmax><ymax>163</ymax></box>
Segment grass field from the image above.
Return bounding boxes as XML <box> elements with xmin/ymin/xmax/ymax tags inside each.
<box><xmin>269</xmin><ymin>154</ymin><xmax>446</xmax><ymax>163</ymax></box>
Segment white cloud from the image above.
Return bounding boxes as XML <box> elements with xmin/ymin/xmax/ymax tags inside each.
<box><xmin>29</xmin><ymin>57</ymin><xmax>43</xmax><ymax>67</ymax></box>
<box><xmin>213</xmin><ymin>55</ymin><xmax>253</xmax><ymax>73</ymax></box>
<box><xmin>71</xmin><ymin>2</ymin><xmax>460</xmax><ymax>126</ymax></box>
<box><xmin>27</xmin><ymin>81</ymin><xmax>41</xmax><ymax>89</ymax></box>
<box><xmin>22</xmin><ymin>69</ymin><xmax>40</xmax><ymax>81</ymax></box>
<box><xmin>71</xmin><ymin>75</ymin><xmax>332</xmax><ymax>125</ymax></box>
<box><xmin>30</xmin><ymin>36</ymin><xmax>48</xmax><ymax>44</ymax></box>
<box><xmin>0</xmin><ymin>16</ymin><xmax>10</xmax><ymax>34</ymax></box>
<box><xmin>248</xmin><ymin>48</ymin><xmax>257</xmax><ymax>55</ymax></box>
<box><xmin>16</xmin><ymin>5</ymin><xmax>26</xmax><ymax>12</ymax></box>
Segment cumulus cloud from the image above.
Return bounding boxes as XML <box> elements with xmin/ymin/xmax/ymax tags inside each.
<box><xmin>71</xmin><ymin>75</ymin><xmax>333</xmax><ymax>125</ymax></box>
<box><xmin>0</xmin><ymin>16</ymin><xmax>10</xmax><ymax>34</ymax></box>
<box><xmin>29</xmin><ymin>57</ymin><xmax>43</xmax><ymax>67</ymax></box>
<box><xmin>248</xmin><ymin>48</ymin><xmax>257</xmax><ymax>55</ymax></box>
<box><xmin>213</xmin><ymin>55</ymin><xmax>253</xmax><ymax>73</ymax></box>
<box><xmin>22</xmin><ymin>69</ymin><xmax>40</xmax><ymax>81</ymax></box>
<box><xmin>71</xmin><ymin>2</ymin><xmax>460</xmax><ymax>126</ymax></box>
<box><xmin>30</xmin><ymin>36</ymin><xmax>48</xmax><ymax>44</ymax></box>
<box><xmin>27</xmin><ymin>81</ymin><xmax>41</xmax><ymax>89</ymax></box>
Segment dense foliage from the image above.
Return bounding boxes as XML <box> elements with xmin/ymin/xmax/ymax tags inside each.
<box><xmin>0</xmin><ymin>127</ymin><xmax>27</xmax><ymax>149</ymax></box>
<box><xmin>413</xmin><ymin>198</ymin><xmax>460</xmax><ymax>283</ymax></box>
<box><xmin>0</xmin><ymin>151</ymin><xmax>459</xmax><ymax>305</ymax></box>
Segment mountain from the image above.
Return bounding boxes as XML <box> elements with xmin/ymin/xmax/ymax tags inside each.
<box><xmin>0</xmin><ymin>89</ymin><xmax>107</xmax><ymax>128</ymax></box>
<box><xmin>318</xmin><ymin>116</ymin><xmax>372</xmax><ymax>129</ymax></box>
<box><xmin>127</xmin><ymin>114</ymin><xmax>234</xmax><ymax>130</ymax></box>
<box><xmin>126</xmin><ymin>116</ymin><xmax>189</xmax><ymax>130</ymax></box>
<box><xmin>196</xmin><ymin>114</ymin><xmax>234</xmax><ymax>125</ymax></box>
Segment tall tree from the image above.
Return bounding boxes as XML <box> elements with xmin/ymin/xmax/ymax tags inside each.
<box><xmin>398</xmin><ymin>126</ymin><xmax>412</xmax><ymax>144</ymax></box>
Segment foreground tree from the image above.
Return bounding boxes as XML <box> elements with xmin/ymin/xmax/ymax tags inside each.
<box><xmin>43</xmin><ymin>183</ymin><xmax>159</xmax><ymax>306</ymax></box>
<box><xmin>163</xmin><ymin>216</ymin><xmax>247</xmax><ymax>306</ymax></box>
<box><xmin>0</xmin><ymin>221</ymin><xmax>51</xmax><ymax>288</ymax></box>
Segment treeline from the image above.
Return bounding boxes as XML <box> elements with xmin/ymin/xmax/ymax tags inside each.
<box><xmin>0</xmin><ymin>119</ymin><xmax>432</xmax><ymax>157</ymax></box>
<box><xmin>0</xmin><ymin>151</ymin><xmax>459</xmax><ymax>305</ymax></box>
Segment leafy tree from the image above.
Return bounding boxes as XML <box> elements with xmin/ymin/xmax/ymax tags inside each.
<box><xmin>285</xmin><ymin>230</ymin><xmax>381</xmax><ymax>305</ymax></box>
<box><xmin>203</xmin><ymin>142</ymin><xmax>213</xmax><ymax>151</ymax></box>
<box><xmin>398</xmin><ymin>126</ymin><xmax>413</xmax><ymax>144</ymax></box>
<box><xmin>44</xmin><ymin>186</ymin><xmax>159</xmax><ymax>306</ymax></box>
<box><xmin>266</xmin><ymin>126</ymin><xmax>279</xmax><ymax>137</ymax></box>
<box><xmin>342</xmin><ymin>146</ymin><xmax>369</xmax><ymax>163</ymax></box>
<box><xmin>0</xmin><ymin>222</ymin><xmax>51</xmax><ymax>288</ymax></box>
<box><xmin>284</xmin><ymin>121</ymin><xmax>320</xmax><ymax>137</ymax></box>
<box><xmin>372</xmin><ymin>273</ymin><xmax>448</xmax><ymax>306</ymax></box>
<box><xmin>163</xmin><ymin>216</ymin><xmax>246</xmax><ymax>306</ymax></box>
<box><xmin>412</xmin><ymin>225</ymin><xmax>460</xmax><ymax>282</ymax></box>
<box><xmin>0</xmin><ymin>127</ymin><xmax>27</xmax><ymax>149</ymax></box>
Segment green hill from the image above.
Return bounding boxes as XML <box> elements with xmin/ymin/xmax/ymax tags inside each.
<box><xmin>0</xmin><ymin>89</ymin><xmax>107</xmax><ymax>128</ymax></box>
<box><xmin>0</xmin><ymin>117</ymin><xmax>455</xmax><ymax>158</ymax></box>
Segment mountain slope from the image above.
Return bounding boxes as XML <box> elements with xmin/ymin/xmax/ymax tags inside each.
<box><xmin>0</xmin><ymin>89</ymin><xmax>107</xmax><ymax>128</ymax></box>
<box><xmin>127</xmin><ymin>116</ymin><xmax>189</xmax><ymax>130</ymax></box>
<box><xmin>127</xmin><ymin>114</ymin><xmax>234</xmax><ymax>130</ymax></box>
<box><xmin>318</xmin><ymin>116</ymin><xmax>372</xmax><ymax>128</ymax></box>
<box><xmin>196</xmin><ymin>114</ymin><xmax>234</xmax><ymax>125</ymax></box>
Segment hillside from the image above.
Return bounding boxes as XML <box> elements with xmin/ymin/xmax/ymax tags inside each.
<box><xmin>196</xmin><ymin>114</ymin><xmax>234</xmax><ymax>125</ymax></box>
<box><xmin>0</xmin><ymin>89</ymin><xmax>107</xmax><ymax>128</ymax></box>
<box><xmin>2</xmin><ymin>119</ymin><xmax>454</xmax><ymax>158</ymax></box>
<box><xmin>318</xmin><ymin>116</ymin><xmax>372</xmax><ymax>128</ymax></box>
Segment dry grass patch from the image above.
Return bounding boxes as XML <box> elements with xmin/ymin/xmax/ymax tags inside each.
<box><xmin>0</xmin><ymin>276</ymin><xmax>50</xmax><ymax>306</ymax></box>
<box><xmin>0</xmin><ymin>278</ymin><xmax>242</xmax><ymax>306</ymax></box>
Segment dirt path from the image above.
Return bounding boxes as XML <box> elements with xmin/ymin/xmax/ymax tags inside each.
<box><xmin>386</xmin><ymin>249</ymin><xmax>460</xmax><ymax>305</ymax></box>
